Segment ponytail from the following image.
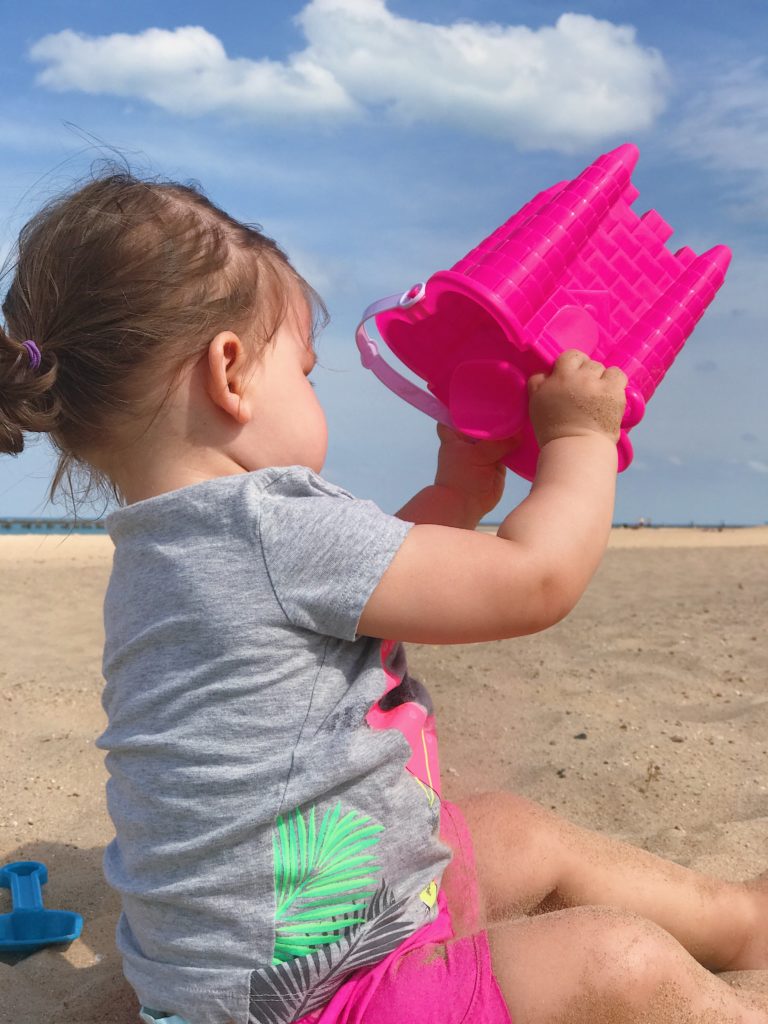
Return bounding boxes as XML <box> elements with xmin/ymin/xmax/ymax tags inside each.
<box><xmin>0</xmin><ymin>323</ymin><xmax>61</xmax><ymax>455</ymax></box>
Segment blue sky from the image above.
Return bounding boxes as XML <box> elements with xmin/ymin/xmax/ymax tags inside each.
<box><xmin>1</xmin><ymin>0</ymin><xmax>766</xmax><ymax>524</ymax></box>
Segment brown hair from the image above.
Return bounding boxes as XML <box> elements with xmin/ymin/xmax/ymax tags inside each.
<box><xmin>0</xmin><ymin>168</ymin><xmax>327</xmax><ymax>513</ymax></box>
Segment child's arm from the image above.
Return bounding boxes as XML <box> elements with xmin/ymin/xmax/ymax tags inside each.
<box><xmin>357</xmin><ymin>350</ymin><xmax>627</xmax><ymax>645</ymax></box>
<box><xmin>395</xmin><ymin>484</ymin><xmax>488</xmax><ymax>531</ymax></box>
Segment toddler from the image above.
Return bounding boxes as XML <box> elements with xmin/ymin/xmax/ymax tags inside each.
<box><xmin>1</xmin><ymin>172</ymin><xmax>767</xmax><ymax>1024</ymax></box>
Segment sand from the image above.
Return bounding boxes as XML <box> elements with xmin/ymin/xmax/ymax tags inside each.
<box><xmin>0</xmin><ymin>527</ymin><xmax>766</xmax><ymax>1023</ymax></box>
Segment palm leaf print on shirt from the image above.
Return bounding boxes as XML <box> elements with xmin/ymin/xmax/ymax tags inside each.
<box><xmin>251</xmin><ymin>881</ymin><xmax>420</xmax><ymax>1024</ymax></box>
<box><xmin>272</xmin><ymin>802</ymin><xmax>384</xmax><ymax>964</ymax></box>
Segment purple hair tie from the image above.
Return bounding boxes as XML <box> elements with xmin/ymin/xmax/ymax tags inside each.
<box><xmin>22</xmin><ymin>340</ymin><xmax>41</xmax><ymax>370</ymax></box>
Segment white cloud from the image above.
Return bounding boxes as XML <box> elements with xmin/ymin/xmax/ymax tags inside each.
<box><xmin>747</xmin><ymin>460</ymin><xmax>768</xmax><ymax>474</ymax></box>
<box><xmin>298</xmin><ymin>0</ymin><xmax>668</xmax><ymax>149</ymax></box>
<box><xmin>30</xmin><ymin>25</ymin><xmax>357</xmax><ymax>120</ymax></box>
<box><xmin>676</xmin><ymin>58</ymin><xmax>768</xmax><ymax>216</ymax></box>
<box><xmin>29</xmin><ymin>1</ymin><xmax>669</xmax><ymax>152</ymax></box>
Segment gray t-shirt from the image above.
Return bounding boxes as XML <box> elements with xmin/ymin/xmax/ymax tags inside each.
<box><xmin>98</xmin><ymin>467</ymin><xmax>451</xmax><ymax>1024</ymax></box>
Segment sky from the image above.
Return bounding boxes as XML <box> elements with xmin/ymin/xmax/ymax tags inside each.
<box><xmin>0</xmin><ymin>0</ymin><xmax>766</xmax><ymax>524</ymax></box>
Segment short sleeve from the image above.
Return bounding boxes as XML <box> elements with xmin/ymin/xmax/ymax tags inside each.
<box><xmin>258</xmin><ymin>484</ymin><xmax>413</xmax><ymax>641</ymax></box>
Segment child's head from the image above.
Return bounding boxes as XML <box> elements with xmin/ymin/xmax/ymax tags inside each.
<box><xmin>0</xmin><ymin>168</ymin><xmax>328</xmax><ymax>509</ymax></box>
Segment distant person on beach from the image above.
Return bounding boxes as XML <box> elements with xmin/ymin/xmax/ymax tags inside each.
<box><xmin>1</xmin><ymin>172</ymin><xmax>767</xmax><ymax>1024</ymax></box>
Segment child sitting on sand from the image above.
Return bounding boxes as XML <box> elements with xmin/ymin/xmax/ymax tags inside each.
<box><xmin>1</xmin><ymin>172</ymin><xmax>767</xmax><ymax>1024</ymax></box>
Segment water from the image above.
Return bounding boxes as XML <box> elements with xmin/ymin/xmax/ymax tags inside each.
<box><xmin>0</xmin><ymin>519</ymin><xmax>756</xmax><ymax>536</ymax></box>
<box><xmin>0</xmin><ymin>518</ymin><xmax>107</xmax><ymax>535</ymax></box>
<box><xmin>486</xmin><ymin>521</ymin><xmax>752</xmax><ymax>529</ymax></box>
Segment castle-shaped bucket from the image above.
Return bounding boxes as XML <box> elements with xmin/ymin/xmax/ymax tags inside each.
<box><xmin>356</xmin><ymin>143</ymin><xmax>731</xmax><ymax>480</ymax></box>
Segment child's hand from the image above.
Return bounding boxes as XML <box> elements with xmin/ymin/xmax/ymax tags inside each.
<box><xmin>528</xmin><ymin>350</ymin><xmax>628</xmax><ymax>449</ymax></box>
<box><xmin>434</xmin><ymin>422</ymin><xmax>519</xmax><ymax>518</ymax></box>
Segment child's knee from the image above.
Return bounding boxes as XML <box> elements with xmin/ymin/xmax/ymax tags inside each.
<box><xmin>487</xmin><ymin>907</ymin><xmax>706</xmax><ymax>1024</ymax></box>
<box><xmin>579</xmin><ymin>908</ymin><xmax>695</xmax><ymax>1011</ymax></box>
<box><xmin>458</xmin><ymin>790</ymin><xmax>567</xmax><ymax>920</ymax></box>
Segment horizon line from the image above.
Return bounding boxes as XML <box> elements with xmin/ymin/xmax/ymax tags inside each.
<box><xmin>0</xmin><ymin>517</ymin><xmax>764</xmax><ymax>530</ymax></box>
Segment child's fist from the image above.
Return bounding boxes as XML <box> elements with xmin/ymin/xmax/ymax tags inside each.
<box><xmin>435</xmin><ymin>422</ymin><xmax>520</xmax><ymax>518</ymax></box>
<box><xmin>528</xmin><ymin>350</ymin><xmax>627</xmax><ymax>449</ymax></box>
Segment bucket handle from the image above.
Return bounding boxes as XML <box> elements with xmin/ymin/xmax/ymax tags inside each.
<box><xmin>355</xmin><ymin>286</ymin><xmax>455</xmax><ymax>426</ymax></box>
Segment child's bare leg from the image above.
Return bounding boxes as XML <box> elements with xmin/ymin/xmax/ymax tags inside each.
<box><xmin>484</xmin><ymin>905</ymin><xmax>768</xmax><ymax>1024</ymax></box>
<box><xmin>450</xmin><ymin>792</ymin><xmax>762</xmax><ymax>972</ymax></box>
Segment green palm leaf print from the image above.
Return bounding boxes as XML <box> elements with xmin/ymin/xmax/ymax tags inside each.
<box><xmin>272</xmin><ymin>803</ymin><xmax>384</xmax><ymax>964</ymax></box>
<box><xmin>251</xmin><ymin>881</ymin><xmax>420</xmax><ymax>1024</ymax></box>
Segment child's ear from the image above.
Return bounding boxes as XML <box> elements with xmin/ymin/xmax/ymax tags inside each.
<box><xmin>206</xmin><ymin>331</ymin><xmax>252</xmax><ymax>425</ymax></box>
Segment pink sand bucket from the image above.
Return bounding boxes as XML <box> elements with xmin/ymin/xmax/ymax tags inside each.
<box><xmin>356</xmin><ymin>143</ymin><xmax>731</xmax><ymax>480</ymax></box>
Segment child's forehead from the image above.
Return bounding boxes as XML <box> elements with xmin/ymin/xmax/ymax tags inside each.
<box><xmin>293</xmin><ymin>290</ymin><xmax>313</xmax><ymax>326</ymax></box>
<box><xmin>287</xmin><ymin>291</ymin><xmax>316</xmax><ymax>345</ymax></box>
<box><xmin>280</xmin><ymin>292</ymin><xmax>316</xmax><ymax>364</ymax></box>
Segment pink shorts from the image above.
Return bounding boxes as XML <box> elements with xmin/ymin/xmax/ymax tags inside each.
<box><xmin>295</xmin><ymin>800</ymin><xmax>512</xmax><ymax>1024</ymax></box>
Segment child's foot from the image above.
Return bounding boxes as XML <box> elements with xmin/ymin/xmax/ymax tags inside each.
<box><xmin>723</xmin><ymin>872</ymin><xmax>768</xmax><ymax>971</ymax></box>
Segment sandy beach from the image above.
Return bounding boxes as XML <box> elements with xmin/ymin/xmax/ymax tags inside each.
<box><xmin>1</xmin><ymin>527</ymin><xmax>766</xmax><ymax>1023</ymax></box>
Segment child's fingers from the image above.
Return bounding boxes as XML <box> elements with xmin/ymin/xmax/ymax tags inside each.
<box><xmin>532</xmin><ymin>353</ymin><xmax>624</xmax><ymax>390</ymax></box>
<box><xmin>437</xmin><ymin>422</ymin><xmax>519</xmax><ymax>461</ymax></box>
<box><xmin>436</xmin><ymin>422</ymin><xmax>477</xmax><ymax>449</ymax></box>
<box><xmin>468</xmin><ymin>434</ymin><xmax>521</xmax><ymax>462</ymax></box>
<box><xmin>437</xmin><ymin>422</ymin><xmax>482</xmax><ymax>445</ymax></box>
<box><xmin>553</xmin><ymin>349</ymin><xmax>594</xmax><ymax>373</ymax></box>
<box><xmin>544</xmin><ymin>350</ymin><xmax>620</xmax><ymax>383</ymax></box>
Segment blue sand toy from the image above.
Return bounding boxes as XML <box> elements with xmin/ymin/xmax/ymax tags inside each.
<box><xmin>0</xmin><ymin>861</ymin><xmax>83</xmax><ymax>952</ymax></box>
